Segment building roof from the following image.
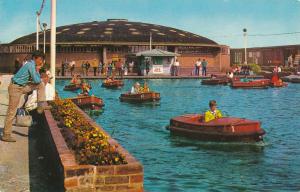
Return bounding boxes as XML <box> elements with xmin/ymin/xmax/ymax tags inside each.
<box><xmin>136</xmin><ymin>49</ymin><xmax>179</xmax><ymax>57</ymax></box>
<box><xmin>10</xmin><ymin>19</ymin><xmax>218</xmax><ymax>46</ymax></box>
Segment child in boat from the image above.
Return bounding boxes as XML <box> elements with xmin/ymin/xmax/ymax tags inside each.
<box><xmin>204</xmin><ymin>100</ymin><xmax>222</xmax><ymax>122</ymax></box>
<box><xmin>104</xmin><ymin>77</ymin><xmax>113</xmax><ymax>83</ymax></box>
<box><xmin>81</xmin><ymin>80</ymin><xmax>91</xmax><ymax>96</ymax></box>
<box><xmin>130</xmin><ymin>82</ymin><xmax>140</xmax><ymax>94</ymax></box>
<box><xmin>143</xmin><ymin>82</ymin><xmax>150</xmax><ymax>93</ymax></box>
<box><xmin>70</xmin><ymin>74</ymin><xmax>77</xmax><ymax>84</ymax></box>
<box><xmin>76</xmin><ymin>75</ymin><xmax>82</xmax><ymax>85</ymax></box>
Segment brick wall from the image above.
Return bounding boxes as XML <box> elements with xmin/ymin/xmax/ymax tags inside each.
<box><xmin>43</xmin><ymin>105</ymin><xmax>144</xmax><ymax>192</ymax></box>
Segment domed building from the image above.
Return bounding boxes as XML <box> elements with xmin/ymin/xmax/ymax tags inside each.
<box><xmin>0</xmin><ymin>19</ymin><xmax>230</xmax><ymax>74</ymax></box>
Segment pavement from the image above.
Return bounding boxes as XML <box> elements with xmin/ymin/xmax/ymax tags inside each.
<box><xmin>0</xmin><ymin>75</ymin><xmax>31</xmax><ymax>192</ymax></box>
<box><xmin>0</xmin><ymin>75</ymin><xmax>62</xmax><ymax>192</ymax></box>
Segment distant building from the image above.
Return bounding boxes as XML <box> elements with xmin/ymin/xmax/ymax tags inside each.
<box><xmin>0</xmin><ymin>19</ymin><xmax>230</xmax><ymax>74</ymax></box>
<box><xmin>231</xmin><ymin>44</ymin><xmax>300</xmax><ymax>66</ymax></box>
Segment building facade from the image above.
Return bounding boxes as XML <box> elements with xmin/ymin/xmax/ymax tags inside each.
<box><xmin>0</xmin><ymin>19</ymin><xmax>230</xmax><ymax>74</ymax></box>
<box><xmin>230</xmin><ymin>44</ymin><xmax>300</xmax><ymax>67</ymax></box>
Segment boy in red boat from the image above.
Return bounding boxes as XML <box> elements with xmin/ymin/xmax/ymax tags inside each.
<box><xmin>80</xmin><ymin>80</ymin><xmax>91</xmax><ymax>96</ymax></box>
<box><xmin>204</xmin><ymin>100</ymin><xmax>223</xmax><ymax>122</ymax></box>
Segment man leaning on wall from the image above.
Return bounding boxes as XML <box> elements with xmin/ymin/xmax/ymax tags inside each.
<box><xmin>1</xmin><ymin>50</ymin><xmax>51</xmax><ymax>142</ymax></box>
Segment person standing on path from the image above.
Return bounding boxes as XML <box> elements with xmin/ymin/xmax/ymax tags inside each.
<box><xmin>195</xmin><ymin>58</ymin><xmax>202</xmax><ymax>76</ymax></box>
<box><xmin>86</xmin><ymin>61</ymin><xmax>90</xmax><ymax>76</ymax></box>
<box><xmin>92</xmin><ymin>59</ymin><xmax>98</xmax><ymax>76</ymax></box>
<box><xmin>70</xmin><ymin>61</ymin><xmax>75</xmax><ymax>76</ymax></box>
<box><xmin>202</xmin><ymin>59</ymin><xmax>208</xmax><ymax>76</ymax></box>
<box><xmin>174</xmin><ymin>59</ymin><xmax>180</xmax><ymax>76</ymax></box>
<box><xmin>1</xmin><ymin>50</ymin><xmax>50</xmax><ymax>142</ymax></box>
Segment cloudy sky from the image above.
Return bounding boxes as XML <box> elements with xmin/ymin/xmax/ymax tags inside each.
<box><xmin>0</xmin><ymin>0</ymin><xmax>300</xmax><ymax>48</ymax></box>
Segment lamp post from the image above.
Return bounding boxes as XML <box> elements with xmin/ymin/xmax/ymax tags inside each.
<box><xmin>42</xmin><ymin>23</ymin><xmax>47</xmax><ymax>54</ymax></box>
<box><xmin>243</xmin><ymin>28</ymin><xmax>248</xmax><ymax>65</ymax></box>
<box><xmin>50</xmin><ymin>0</ymin><xmax>56</xmax><ymax>88</ymax></box>
<box><xmin>36</xmin><ymin>12</ymin><xmax>40</xmax><ymax>50</ymax></box>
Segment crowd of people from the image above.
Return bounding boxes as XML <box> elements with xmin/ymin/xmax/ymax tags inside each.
<box><xmin>58</xmin><ymin>59</ymin><xmax>133</xmax><ymax>77</ymax></box>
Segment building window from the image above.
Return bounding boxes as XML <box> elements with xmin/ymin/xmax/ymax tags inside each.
<box><xmin>234</xmin><ymin>52</ymin><xmax>242</xmax><ymax>64</ymax></box>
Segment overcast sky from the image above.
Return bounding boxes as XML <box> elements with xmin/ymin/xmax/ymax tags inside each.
<box><xmin>0</xmin><ymin>0</ymin><xmax>300</xmax><ymax>48</ymax></box>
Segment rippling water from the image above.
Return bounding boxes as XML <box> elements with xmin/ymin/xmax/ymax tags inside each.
<box><xmin>57</xmin><ymin>79</ymin><xmax>300</xmax><ymax>192</ymax></box>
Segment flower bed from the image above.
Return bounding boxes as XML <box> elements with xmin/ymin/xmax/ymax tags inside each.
<box><xmin>41</xmin><ymin>98</ymin><xmax>144</xmax><ymax>191</ymax></box>
<box><xmin>49</xmin><ymin>98</ymin><xmax>126</xmax><ymax>166</ymax></box>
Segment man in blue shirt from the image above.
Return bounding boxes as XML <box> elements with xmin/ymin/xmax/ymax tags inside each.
<box><xmin>1</xmin><ymin>50</ymin><xmax>48</xmax><ymax>142</ymax></box>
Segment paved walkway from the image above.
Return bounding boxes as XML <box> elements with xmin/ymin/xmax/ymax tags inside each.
<box><xmin>0</xmin><ymin>75</ymin><xmax>63</xmax><ymax>192</ymax></box>
<box><xmin>0</xmin><ymin>75</ymin><xmax>31</xmax><ymax>192</ymax></box>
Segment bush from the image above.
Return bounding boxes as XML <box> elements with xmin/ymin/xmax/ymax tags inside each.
<box><xmin>248</xmin><ymin>63</ymin><xmax>261</xmax><ymax>74</ymax></box>
<box><xmin>49</xmin><ymin>98</ymin><xmax>127</xmax><ymax>166</ymax></box>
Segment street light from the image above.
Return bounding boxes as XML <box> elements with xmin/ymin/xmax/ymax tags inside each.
<box><xmin>36</xmin><ymin>12</ymin><xmax>40</xmax><ymax>50</ymax></box>
<box><xmin>243</xmin><ymin>28</ymin><xmax>248</xmax><ymax>65</ymax></box>
<box><xmin>42</xmin><ymin>23</ymin><xmax>47</xmax><ymax>54</ymax></box>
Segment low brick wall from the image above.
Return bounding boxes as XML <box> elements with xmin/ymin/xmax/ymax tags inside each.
<box><xmin>43</xmin><ymin>106</ymin><xmax>144</xmax><ymax>192</ymax></box>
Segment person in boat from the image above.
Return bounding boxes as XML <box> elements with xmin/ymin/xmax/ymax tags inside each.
<box><xmin>130</xmin><ymin>82</ymin><xmax>141</xmax><ymax>94</ymax></box>
<box><xmin>204</xmin><ymin>100</ymin><xmax>223</xmax><ymax>122</ymax></box>
<box><xmin>227</xmin><ymin>72</ymin><xmax>234</xmax><ymax>79</ymax></box>
<box><xmin>210</xmin><ymin>74</ymin><xmax>217</xmax><ymax>79</ymax></box>
<box><xmin>70</xmin><ymin>74</ymin><xmax>78</xmax><ymax>85</ymax></box>
<box><xmin>80</xmin><ymin>80</ymin><xmax>91</xmax><ymax>96</ymax></box>
<box><xmin>104</xmin><ymin>76</ymin><xmax>114</xmax><ymax>83</ymax></box>
<box><xmin>143</xmin><ymin>82</ymin><xmax>150</xmax><ymax>93</ymax></box>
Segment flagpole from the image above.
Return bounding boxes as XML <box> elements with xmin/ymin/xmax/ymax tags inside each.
<box><xmin>36</xmin><ymin>12</ymin><xmax>39</xmax><ymax>50</ymax></box>
<box><xmin>50</xmin><ymin>0</ymin><xmax>56</xmax><ymax>88</ymax></box>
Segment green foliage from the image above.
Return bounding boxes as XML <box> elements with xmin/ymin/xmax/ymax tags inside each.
<box><xmin>248</xmin><ymin>63</ymin><xmax>261</xmax><ymax>74</ymax></box>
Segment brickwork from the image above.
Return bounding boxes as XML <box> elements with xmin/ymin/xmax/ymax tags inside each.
<box><xmin>43</xmin><ymin>104</ymin><xmax>144</xmax><ymax>192</ymax></box>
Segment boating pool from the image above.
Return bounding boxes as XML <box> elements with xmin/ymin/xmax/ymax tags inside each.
<box><xmin>57</xmin><ymin>79</ymin><xmax>300</xmax><ymax>192</ymax></box>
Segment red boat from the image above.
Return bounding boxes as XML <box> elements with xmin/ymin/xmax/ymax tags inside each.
<box><xmin>231</xmin><ymin>79</ymin><xmax>270</xmax><ymax>89</ymax></box>
<box><xmin>102</xmin><ymin>80</ymin><xmax>124</xmax><ymax>88</ymax></box>
<box><xmin>201</xmin><ymin>77</ymin><xmax>229</xmax><ymax>85</ymax></box>
<box><xmin>70</xmin><ymin>95</ymin><xmax>104</xmax><ymax>110</ymax></box>
<box><xmin>63</xmin><ymin>84</ymin><xmax>81</xmax><ymax>91</ymax></box>
<box><xmin>270</xmin><ymin>74</ymin><xmax>288</xmax><ymax>87</ymax></box>
<box><xmin>119</xmin><ymin>92</ymin><xmax>160</xmax><ymax>102</ymax></box>
<box><xmin>168</xmin><ymin>114</ymin><xmax>265</xmax><ymax>142</ymax></box>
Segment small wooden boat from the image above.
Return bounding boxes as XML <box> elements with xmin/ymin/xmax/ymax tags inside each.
<box><xmin>290</xmin><ymin>77</ymin><xmax>300</xmax><ymax>83</ymax></box>
<box><xmin>201</xmin><ymin>77</ymin><xmax>229</xmax><ymax>85</ymax></box>
<box><xmin>119</xmin><ymin>92</ymin><xmax>160</xmax><ymax>102</ymax></box>
<box><xmin>63</xmin><ymin>84</ymin><xmax>81</xmax><ymax>91</ymax></box>
<box><xmin>263</xmin><ymin>72</ymin><xmax>291</xmax><ymax>79</ymax></box>
<box><xmin>270</xmin><ymin>81</ymin><xmax>288</xmax><ymax>87</ymax></box>
<box><xmin>231</xmin><ymin>79</ymin><xmax>270</xmax><ymax>89</ymax></box>
<box><xmin>70</xmin><ymin>95</ymin><xmax>104</xmax><ymax>110</ymax></box>
<box><xmin>102</xmin><ymin>80</ymin><xmax>124</xmax><ymax>88</ymax></box>
<box><xmin>168</xmin><ymin>114</ymin><xmax>265</xmax><ymax>142</ymax></box>
<box><xmin>281</xmin><ymin>75</ymin><xmax>300</xmax><ymax>83</ymax></box>
<box><xmin>270</xmin><ymin>74</ymin><xmax>288</xmax><ymax>87</ymax></box>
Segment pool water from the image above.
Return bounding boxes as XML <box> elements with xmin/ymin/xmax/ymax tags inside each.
<box><xmin>57</xmin><ymin>79</ymin><xmax>300</xmax><ymax>192</ymax></box>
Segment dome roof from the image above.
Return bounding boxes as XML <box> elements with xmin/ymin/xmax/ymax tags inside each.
<box><xmin>10</xmin><ymin>19</ymin><xmax>218</xmax><ymax>46</ymax></box>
